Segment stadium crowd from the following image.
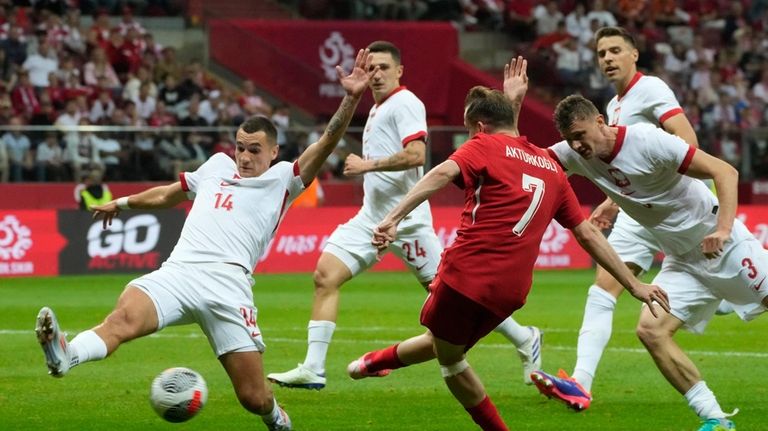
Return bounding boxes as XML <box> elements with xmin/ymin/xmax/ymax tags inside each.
<box><xmin>1</xmin><ymin>0</ymin><xmax>767</xmax><ymax>184</ymax></box>
<box><xmin>0</xmin><ymin>1</ymin><xmax>290</xmax><ymax>183</ymax></box>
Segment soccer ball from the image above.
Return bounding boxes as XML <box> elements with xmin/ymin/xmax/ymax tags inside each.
<box><xmin>149</xmin><ymin>367</ymin><xmax>208</xmax><ymax>423</ymax></box>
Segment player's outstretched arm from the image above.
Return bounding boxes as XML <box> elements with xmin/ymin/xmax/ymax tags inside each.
<box><xmin>372</xmin><ymin>159</ymin><xmax>460</xmax><ymax>253</ymax></box>
<box><xmin>571</xmin><ymin>220</ymin><xmax>670</xmax><ymax>316</ymax></box>
<box><xmin>298</xmin><ymin>48</ymin><xmax>375</xmax><ymax>185</ymax></box>
<box><xmin>684</xmin><ymin>148</ymin><xmax>739</xmax><ymax>258</ymax></box>
<box><xmin>91</xmin><ymin>182</ymin><xmax>187</xmax><ymax>229</ymax></box>
<box><xmin>343</xmin><ymin>139</ymin><xmax>426</xmax><ymax>176</ymax></box>
<box><xmin>503</xmin><ymin>55</ymin><xmax>528</xmax><ymax>134</ymax></box>
<box><xmin>588</xmin><ymin>197</ymin><xmax>619</xmax><ymax>230</ymax></box>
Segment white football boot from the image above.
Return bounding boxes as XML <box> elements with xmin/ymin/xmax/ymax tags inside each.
<box><xmin>35</xmin><ymin>306</ymin><xmax>72</xmax><ymax>377</ymax></box>
<box><xmin>516</xmin><ymin>326</ymin><xmax>543</xmax><ymax>385</ymax></box>
<box><xmin>267</xmin><ymin>364</ymin><xmax>326</xmax><ymax>390</ymax></box>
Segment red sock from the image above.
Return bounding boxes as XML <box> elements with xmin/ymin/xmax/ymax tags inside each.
<box><xmin>365</xmin><ymin>344</ymin><xmax>405</xmax><ymax>372</ymax></box>
<box><xmin>465</xmin><ymin>396</ymin><xmax>508</xmax><ymax>431</ymax></box>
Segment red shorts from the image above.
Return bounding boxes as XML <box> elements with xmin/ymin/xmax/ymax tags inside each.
<box><xmin>420</xmin><ymin>277</ymin><xmax>506</xmax><ymax>349</ymax></box>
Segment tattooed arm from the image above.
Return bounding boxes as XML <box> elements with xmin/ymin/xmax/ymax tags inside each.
<box><xmin>298</xmin><ymin>49</ymin><xmax>376</xmax><ymax>185</ymax></box>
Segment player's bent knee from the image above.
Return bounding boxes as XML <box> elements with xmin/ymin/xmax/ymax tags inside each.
<box><xmin>236</xmin><ymin>388</ymin><xmax>274</xmax><ymax>415</ymax></box>
<box><xmin>635</xmin><ymin>319</ymin><xmax>664</xmax><ymax>346</ymax></box>
<box><xmin>440</xmin><ymin>359</ymin><xmax>469</xmax><ymax>378</ymax></box>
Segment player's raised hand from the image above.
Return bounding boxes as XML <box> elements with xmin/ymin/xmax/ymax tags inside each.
<box><xmin>503</xmin><ymin>56</ymin><xmax>528</xmax><ymax>104</ymax></box>
<box><xmin>700</xmin><ymin>229</ymin><xmax>729</xmax><ymax>259</ymax></box>
<box><xmin>91</xmin><ymin>200</ymin><xmax>121</xmax><ymax>229</ymax></box>
<box><xmin>629</xmin><ymin>282</ymin><xmax>670</xmax><ymax>318</ymax></box>
<box><xmin>343</xmin><ymin>153</ymin><xmax>367</xmax><ymax>176</ymax></box>
<box><xmin>337</xmin><ymin>48</ymin><xmax>377</xmax><ymax>98</ymax></box>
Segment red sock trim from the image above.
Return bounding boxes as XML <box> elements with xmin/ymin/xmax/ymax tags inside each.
<box><xmin>366</xmin><ymin>343</ymin><xmax>405</xmax><ymax>372</ymax></box>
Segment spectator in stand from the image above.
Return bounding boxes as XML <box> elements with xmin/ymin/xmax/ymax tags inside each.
<box><xmin>132</xmin><ymin>81</ymin><xmax>157</xmax><ymax>120</ymax></box>
<box><xmin>3</xmin><ymin>116</ymin><xmax>33</xmax><ymax>181</ymax></box>
<box><xmin>61</xmin><ymin>9</ymin><xmax>86</xmax><ymax>56</ymax></box>
<box><xmin>198</xmin><ymin>89</ymin><xmax>220</xmax><ymax>125</ymax></box>
<box><xmin>685</xmin><ymin>35</ymin><xmax>715</xmax><ymax>68</ymax></box>
<box><xmin>56</xmin><ymin>55</ymin><xmax>81</xmax><ymax>88</ymax></box>
<box><xmin>22</xmin><ymin>39</ymin><xmax>58</xmax><ymax>88</ymax></box>
<box><xmin>211</xmin><ymin>130</ymin><xmax>235</xmax><ymax>159</ymax></box>
<box><xmin>531</xmin><ymin>20</ymin><xmax>571</xmax><ymax>51</ymax></box>
<box><xmin>87</xmin><ymin>10</ymin><xmax>112</xmax><ymax>51</ymax></box>
<box><xmin>117</xmin><ymin>6</ymin><xmax>146</xmax><ymax>36</ymax></box>
<box><xmin>157</xmin><ymin>125</ymin><xmax>205</xmax><ymax>179</ymax></box>
<box><xmin>0</xmin><ymin>47</ymin><xmax>18</xmax><ymax>90</ymax></box>
<box><xmin>586</xmin><ymin>0</ymin><xmax>617</xmax><ymax>28</ymax></box>
<box><xmin>752</xmin><ymin>68</ymin><xmax>768</xmax><ymax>104</ymax></box>
<box><xmin>66</xmin><ymin>117</ymin><xmax>102</xmax><ymax>182</ymax></box>
<box><xmin>219</xmin><ymin>87</ymin><xmax>245</xmax><ymax>126</ymax></box>
<box><xmin>83</xmin><ymin>47</ymin><xmax>120</xmax><ymax>89</ymax></box>
<box><xmin>533</xmin><ymin>1</ymin><xmax>564</xmax><ymax>37</ymax></box>
<box><xmin>553</xmin><ymin>37</ymin><xmax>583</xmax><ymax>91</ymax></box>
<box><xmin>123</xmin><ymin>66</ymin><xmax>157</xmax><ymax>101</ymax></box>
<box><xmin>179</xmin><ymin>96</ymin><xmax>212</xmax><ymax>155</ymax></box>
<box><xmin>716</xmin><ymin>127</ymin><xmax>741</xmax><ymax>169</ymax></box>
<box><xmin>11</xmin><ymin>71</ymin><xmax>40</xmax><ymax>119</ymax></box>
<box><xmin>158</xmin><ymin>74</ymin><xmax>184</xmax><ymax>116</ymax></box>
<box><xmin>239</xmin><ymin>79</ymin><xmax>272</xmax><ymax>116</ymax></box>
<box><xmin>154</xmin><ymin>46</ymin><xmax>182</xmax><ymax>82</ymax></box>
<box><xmin>148</xmin><ymin>100</ymin><xmax>176</xmax><ymax>127</ymax></box>
<box><xmin>2</xmin><ymin>26</ymin><xmax>28</xmax><ymax>67</ymax></box>
<box><xmin>566</xmin><ymin>3</ymin><xmax>590</xmax><ymax>40</ymax></box>
<box><xmin>90</xmin><ymin>120</ymin><xmax>125</xmax><ymax>181</ymax></box>
<box><xmin>142</xmin><ymin>32</ymin><xmax>163</xmax><ymax>58</ymax></box>
<box><xmin>505</xmin><ymin>0</ymin><xmax>536</xmax><ymax>41</ymax></box>
<box><xmin>36</xmin><ymin>131</ymin><xmax>65</xmax><ymax>181</ymax></box>
<box><xmin>89</xmin><ymin>89</ymin><xmax>116</xmax><ymax>124</ymax></box>
<box><xmin>123</xmin><ymin>100</ymin><xmax>146</xmax><ymax>127</ymax></box>
<box><xmin>46</xmin><ymin>73</ymin><xmax>67</xmax><ymax>110</ymax></box>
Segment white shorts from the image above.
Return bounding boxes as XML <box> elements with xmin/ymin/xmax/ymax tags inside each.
<box><xmin>607</xmin><ymin>211</ymin><xmax>660</xmax><ymax>272</ymax></box>
<box><xmin>129</xmin><ymin>261</ymin><xmax>266</xmax><ymax>357</ymax></box>
<box><xmin>653</xmin><ymin>222</ymin><xmax>768</xmax><ymax>333</ymax></box>
<box><xmin>324</xmin><ymin>212</ymin><xmax>442</xmax><ymax>283</ymax></box>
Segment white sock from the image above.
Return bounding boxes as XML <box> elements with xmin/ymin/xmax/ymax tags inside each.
<box><xmin>302</xmin><ymin>320</ymin><xmax>336</xmax><ymax>374</ymax></box>
<box><xmin>685</xmin><ymin>381</ymin><xmax>726</xmax><ymax>419</ymax></box>
<box><xmin>69</xmin><ymin>330</ymin><xmax>108</xmax><ymax>368</ymax></box>
<box><xmin>260</xmin><ymin>397</ymin><xmax>280</xmax><ymax>424</ymax></box>
<box><xmin>493</xmin><ymin>316</ymin><xmax>531</xmax><ymax>346</ymax></box>
<box><xmin>572</xmin><ymin>285</ymin><xmax>617</xmax><ymax>392</ymax></box>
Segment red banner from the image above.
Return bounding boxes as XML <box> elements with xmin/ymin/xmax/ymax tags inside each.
<box><xmin>0</xmin><ymin>211</ymin><xmax>66</xmax><ymax>276</ymax></box>
<box><xmin>256</xmin><ymin>207</ymin><xmax>593</xmax><ymax>273</ymax></box>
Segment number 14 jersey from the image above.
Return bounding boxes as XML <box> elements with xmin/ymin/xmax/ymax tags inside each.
<box><xmin>170</xmin><ymin>153</ymin><xmax>305</xmax><ymax>273</ymax></box>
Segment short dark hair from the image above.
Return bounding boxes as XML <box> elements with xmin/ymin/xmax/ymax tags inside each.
<box><xmin>464</xmin><ymin>86</ymin><xmax>516</xmax><ymax>130</ymax></box>
<box><xmin>239</xmin><ymin>115</ymin><xmax>277</xmax><ymax>145</ymax></box>
<box><xmin>553</xmin><ymin>95</ymin><xmax>600</xmax><ymax>134</ymax></box>
<box><xmin>367</xmin><ymin>40</ymin><xmax>401</xmax><ymax>64</ymax></box>
<box><xmin>594</xmin><ymin>26</ymin><xmax>636</xmax><ymax>48</ymax></box>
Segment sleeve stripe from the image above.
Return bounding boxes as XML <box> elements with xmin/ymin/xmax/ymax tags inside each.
<box><xmin>402</xmin><ymin>131</ymin><xmax>427</xmax><ymax>147</ymax></box>
<box><xmin>659</xmin><ymin>107</ymin><xmax>685</xmax><ymax>124</ymax></box>
<box><xmin>179</xmin><ymin>172</ymin><xmax>189</xmax><ymax>192</ymax></box>
<box><xmin>293</xmin><ymin>161</ymin><xmax>300</xmax><ymax>176</ymax></box>
<box><xmin>678</xmin><ymin>145</ymin><xmax>697</xmax><ymax>174</ymax></box>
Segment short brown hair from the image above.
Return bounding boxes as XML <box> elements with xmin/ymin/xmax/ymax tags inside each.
<box><xmin>239</xmin><ymin>115</ymin><xmax>277</xmax><ymax>145</ymax></box>
<box><xmin>367</xmin><ymin>40</ymin><xmax>401</xmax><ymax>64</ymax></box>
<box><xmin>464</xmin><ymin>86</ymin><xmax>516</xmax><ymax>130</ymax></box>
<box><xmin>553</xmin><ymin>95</ymin><xmax>600</xmax><ymax>134</ymax></box>
<box><xmin>594</xmin><ymin>26</ymin><xmax>636</xmax><ymax>48</ymax></box>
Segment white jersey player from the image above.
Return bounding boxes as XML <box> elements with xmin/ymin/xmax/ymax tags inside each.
<box><xmin>33</xmin><ymin>48</ymin><xmax>379</xmax><ymax>431</ymax></box>
<box><xmin>534</xmin><ymin>95</ymin><xmax>766</xmax><ymax>431</ymax></box>
<box><xmin>268</xmin><ymin>42</ymin><xmax>543</xmax><ymax>390</ymax></box>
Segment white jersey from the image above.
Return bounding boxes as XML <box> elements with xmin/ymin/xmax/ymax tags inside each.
<box><xmin>168</xmin><ymin>153</ymin><xmax>304</xmax><ymax>272</ymax></box>
<box><xmin>606</xmin><ymin>72</ymin><xmax>683</xmax><ymax>127</ymax></box>
<box><xmin>549</xmin><ymin>124</ymin><xmax>717</xmax><ymax>256</ymax></box>
<box><xmin>361</xmin><ymin>86</ymin><xmax>431</xmax><ymax>225</ymax></box>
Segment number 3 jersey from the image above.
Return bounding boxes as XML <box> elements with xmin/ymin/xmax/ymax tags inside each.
<box><xmin>169</xmin><ymin>153</ymin><xmax>305</xmax><ymax>272</ymax></box>
<box><xmin>441</xmin><ymin>133</ymin><xmax>584</xmax><ymax>318</ymax></box>
<box><xmin>548</xmin><ymin>124</ymin><xmax>718</xmax><ymax>256</ymax></box>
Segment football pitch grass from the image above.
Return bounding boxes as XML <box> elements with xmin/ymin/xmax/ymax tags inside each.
<box><xmin>1</xmin><ymin>270</ymin><xmax>766</xmax><ymax>430</ymax></box>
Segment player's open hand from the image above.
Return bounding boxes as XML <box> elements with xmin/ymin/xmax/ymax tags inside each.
<box><xmin>700</xmin><ymin>229</ymin><xmax>729</xmax><ymax>259</ymax></box>
<box><xmin>91</xmin><ymin>201</ymin><xmax>120</xmax><ymax>229</ymax></box>
<box><xmin>372</xmin><ymin>221</ymin><xmax>398</xmax><ymax>260</ymax></box>
<box><xmin>337</xmin><ymin>48</ymin><xmax>377</xmax><ymax>98</ymax></box>
<box><xmin>588</xmin><ymin>199</ymin><xmax>619</xmax><ymax>230</ymax></box>
<box><xmin>503</xmin><ymin>56</ymin><xmax>528</xmax><ymax>105</ymax></box>
<box><xmin>630</xmin><ymin>282</ymin><xmax>670</xmax><ymax>318</ymax></box>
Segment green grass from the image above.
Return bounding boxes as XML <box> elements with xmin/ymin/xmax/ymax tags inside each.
<box><xmin>1</xmin><ymin>271</ymin><xmax>765</xmax><ymax>430</ymax></box>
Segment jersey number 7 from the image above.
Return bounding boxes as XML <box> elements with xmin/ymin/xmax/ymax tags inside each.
<box><xmin>512</xmin><ymin>174</ymin><xmax>545</xmax><ymax>236</ymax></box>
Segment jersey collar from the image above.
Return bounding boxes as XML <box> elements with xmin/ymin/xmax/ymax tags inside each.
<box><xmin>618</xmin><ymin>72</ymin><xmax>643</xmax><ymax>101</ymax></box>
<box><xmin>601</xmin><ymin>125</ymin><xmax>626</xmax><ymax>163</ymax></box>
<box><xmin>376</xmin><ymin>85</ymin><xmax>406</xmax><ymax>106</ymax></box>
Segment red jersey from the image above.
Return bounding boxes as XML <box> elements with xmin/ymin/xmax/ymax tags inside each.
<box><xmin>440</xmin><ymin>133</ymin><xmax>584</xmax><ymax>317</ymax></box>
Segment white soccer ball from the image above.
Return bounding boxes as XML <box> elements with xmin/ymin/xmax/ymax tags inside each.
<box><xmin>149</xmin><ymin>367</ymin><xmax>208</xmax><ymax>423</ymax></box>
